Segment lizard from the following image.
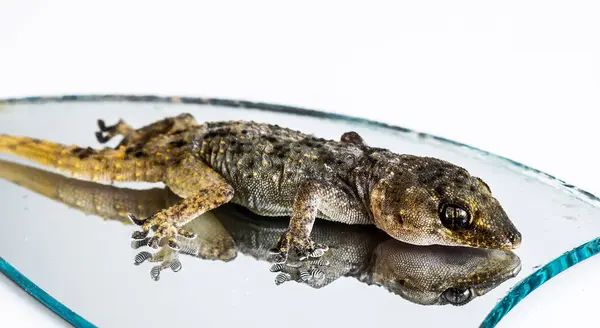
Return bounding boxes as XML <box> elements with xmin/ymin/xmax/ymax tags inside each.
<box><xmin>0</xmin><ymin>158</ymin><xmax>521</xmax><ymax>304</ymax></box>
<box><xmin>0</xmin><ymin>114</ymin><xmax>522</xmax><ymax>273</ymax></box>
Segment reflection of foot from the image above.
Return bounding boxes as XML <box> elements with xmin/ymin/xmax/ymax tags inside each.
<box><xmin>129</xmin><ymin>213</ymin><xmax>197</xmax><ymax>281</ymax></box>
<box><xmin>268</xmin><ymin>230</ymin><xmax>329</xmax><ymax>264</ymax></box>
<box><xmin>269</xmin><ymin>259</ymin><xmax>330</xmax><ymax>286</ymax></box>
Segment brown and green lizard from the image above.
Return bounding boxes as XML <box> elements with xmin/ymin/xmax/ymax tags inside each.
<box><xmin>0</xmin><ymin>114</ymin><xmax>521</xmax><ymax>273</ymax></box>
<box><xmin>0</xmin><ymin>158</ymin><xmax>521</xmax><ymax>301</ymax></box>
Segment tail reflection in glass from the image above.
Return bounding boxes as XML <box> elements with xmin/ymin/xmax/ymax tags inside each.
<box><xmin>0</xmin><ymin>159</ymin><xmax>521</xmax><ymax>306</ymax></box>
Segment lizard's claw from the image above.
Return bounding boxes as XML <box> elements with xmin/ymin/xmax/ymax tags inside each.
<box><xmin>269</xmin><ymin>259</ymin><xmax>330</xmax><ymax>286</ymax></box>
<box><xmin>128</xmin><ymin>213</ymin><xmax>196</xmax><ymax>281</ymax></box>
<box><xmin>268</xmin><ymin>230</ymin><xmax>328</xmax><ymax>264</ymax></box>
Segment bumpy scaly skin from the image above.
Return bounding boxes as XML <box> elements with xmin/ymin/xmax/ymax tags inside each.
<box><xmin>0</xmin><ymin>161</ymin><xmax>521</xmax><ymax>303</ymax></box>
<box><xmin>0</xmin><ymin>114</ymin><xmax>521</xmax><ymax>271</ymax></box>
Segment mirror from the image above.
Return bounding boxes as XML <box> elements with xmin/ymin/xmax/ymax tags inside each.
<box><xmin>0</xmin><ymin>96</ymin><xmax>598</xmax><ymax>327</ymax></box>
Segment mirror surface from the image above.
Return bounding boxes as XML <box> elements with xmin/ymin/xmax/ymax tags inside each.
<box><xmin>0</xmin><ymin>97</ymin><xmax>598</xmax><ymax>327</ymax></box>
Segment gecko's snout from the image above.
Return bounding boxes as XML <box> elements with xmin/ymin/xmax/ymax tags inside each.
<box><xmin>502</xmin><ymin>230</ymin><xmax>522</xmax><ymax>249</ymax></box>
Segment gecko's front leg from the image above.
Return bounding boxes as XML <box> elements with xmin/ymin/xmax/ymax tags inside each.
<box><xmin>269</xmin><ymin>180</ymin><xmax>351</xmax><ymax>264</ymax></box>
<box><xmin>129</xmin><ymin>155</ymin><xmax>234</xmax><ymax>280</ymax></box>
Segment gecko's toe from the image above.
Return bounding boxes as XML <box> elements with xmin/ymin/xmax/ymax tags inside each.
<box><xmin>268</xmin><ymin>231</ymin><xmax>329</xmax><ymax>264</ymax></box>
<box><xmin>97</xmin><ymin>119</ymin><xmax>109</xmax><ymax>131</ymax></box>
<box><xmin>274</xmin><ymin>272</ymin><xmax>292</xmax><ymax>285</ymax></box>
<box><xmin>95</xmin><ymin>131</ymin><xmax>111</xmax><ymax>143</ymax></box>
<box><xmin>131</xmin><ymin>237</ymin><xmax>150</xmax><ymax>249</ymax></box>
<box><xmin>167</xmin><ymin>238</ymin><xmax>180</xmax><ymax>251</ymax></box>
<box><xmin>295</xmin><ymin>243</ymin><xmax>328</xmax><ymax>261</ymax></box>
<box><xmin>95</xmin><ymin>120</ymin><xmax>116</xmax><ymax>143</ymax></box>
<box><xmin>127</xmin><ymin>213</ymin><xmax>146</xmax><ymax>226</ymax></box>
<box><xmin>309</xmin><ymin>244</ymin><xmax>329</xmax><ymax>258</ymax></box>
<box><xmin>170</xmin><ymin>259</ymin><xmax>182</xmax><ymax>272</ymax></box>
<box><xmin>134</xmin><ymin>251</ymin><xmax>153</xmax><ymax>265</ymax></box>
<box><xmin>271</xmin><ymin>253</ymin><xmax>288</xmax><ymax>264</ymax></box>
<box><xmin>269</xmin><ymin>263</ymin><xmax>286</xmax><ymax>272</ymax></box>
<box><xmin>307</xmin><ymin>266</ymin><xmax>326</xmax><ymax>282</ymax></box>
<box><xmin>131</xmin><ymin>229</ymin><xmax>149</xmax><ymax>240</ymax></box>
<box><xmin>269</xmin><ymin>258</ymin><xmax>329</xmax><ymax>286</ymax></box>
<box><xmin>178</xmin><ymin>228</ymin><xmax>196</xmax><ymax>239</ymax></box>
<box><xmin>150</xmin><ymin>265</ymin><xmax>162</xmax><ymax>281</ymax></box>
<box><xmin>147</xmin><ymin>236</ymin><xmax>161</xmax><ymax>249</ymax></box>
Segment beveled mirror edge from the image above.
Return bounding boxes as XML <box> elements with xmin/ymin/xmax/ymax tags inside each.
<box><xmin>0</xmin><ymin>94</ymin><xmax>598</xmax><ymax>327</ymax></box>
<box><xmin>0</xmin><ymin>257</ymin><xmax>94</xmax><ymax>327</ymax></box>
<box><xmin>480</xmin><ymin>237</ymin><xmax>600</xmax><ymax>328</ymax></box>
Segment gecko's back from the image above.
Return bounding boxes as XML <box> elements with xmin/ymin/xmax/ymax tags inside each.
<box><xmin>192</xmin><ymin>121</ymin><xmax>370</xmax><ymax>222</ymax></box>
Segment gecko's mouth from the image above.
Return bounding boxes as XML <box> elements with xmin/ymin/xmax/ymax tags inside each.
<box><xmin>441</xmin><ymin>227</ymin><xmax>522</xmax><ymax>250</ymax></box>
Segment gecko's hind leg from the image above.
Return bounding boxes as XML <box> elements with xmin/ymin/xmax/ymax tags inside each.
<box><xmin>129</xmin><ymin>154</ymin><xmax>234</xmax><ymax>280</ymax></box>
<box><xmin>95</xmin><ymin>113</ymin><xmax>198</xmax><ymax>146</ymax></box>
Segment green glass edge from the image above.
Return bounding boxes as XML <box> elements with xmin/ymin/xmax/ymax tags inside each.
<box><xmin>480</xmin><ymin>237</ymin><xmax>600</xmax><ymax>327</ymax></box>
<box><xmin>0</xmin><ymin>94</ymin><xmax>598</xmax><ymax>328</ymax></box>
<box><xmin>0</xmin><ymin>257</ymin><xmax>95</xmax><ymax>327</ymax></box>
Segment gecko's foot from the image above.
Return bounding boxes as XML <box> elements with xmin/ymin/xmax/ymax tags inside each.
<box><xmin>269</xmin><ymin>259</ymin><xmax>330</xmax><ymax>286</ymax></box>
<box><xmin>130</xmin><ymin>244</ymin><xmax>182</xmax><ymax>281</ymax></box>
<box><xmin>267</xmin><ymin>230</ymin><xmax>329</xmax><ymax>264</ymax></box>
<box><xmin>128</xmin><ymin>213</ymin><xmax>196</xmax><ymax>280</ymax></box>
<box><xmin>95</xmin><ymin>119</ymin><xmax>132</xmax><ymax>144</ymax></box>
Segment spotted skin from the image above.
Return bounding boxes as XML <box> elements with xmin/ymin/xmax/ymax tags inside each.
<box><xmin>0</xmin><ymin>115</ymin><xmax>522</xmax><ymax>270</ymax></box>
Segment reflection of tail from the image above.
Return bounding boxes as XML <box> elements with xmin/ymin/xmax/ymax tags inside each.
<box><xmin>0</xmin><ymin>159</ymin><xmax>171</xmax><ymax>224</ymax></box>
<box><xmin>0</xmin><ymin>159</ymin><xmax>237</xmax><ymax>260</ymax></box>
<box><xmin>0</xmin><ymin>135</ymin><xmax>165</xmax><ymax>182</ymax></box>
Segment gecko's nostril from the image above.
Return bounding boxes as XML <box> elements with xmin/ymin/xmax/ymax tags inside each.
<box><xmin>507</xmin><ymin>231</ymin><xmax>522</xmax><ymax>248</ymax></box>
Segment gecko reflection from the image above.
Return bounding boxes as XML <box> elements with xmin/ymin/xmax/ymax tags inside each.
<box><xmin>0</xmin><ymin>159</ymin><xmax>521</xmax><ymax>306</ymax></box>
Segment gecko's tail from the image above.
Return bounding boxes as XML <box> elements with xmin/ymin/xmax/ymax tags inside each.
<box><xmin>0</xmin><ymin>135</ymin><xmax>166</xmax><ymax>182</ymax></box>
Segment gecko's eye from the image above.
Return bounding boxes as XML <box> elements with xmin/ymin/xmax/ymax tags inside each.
<box><xmin>440</xmin><ymin>204</ymin><xmax>472</xmax><ymax>230</ymax></box>
<box><xmin>442</xmin><ymin>287</ymin><xmax>473</xmax><ymax>305</ymax></box>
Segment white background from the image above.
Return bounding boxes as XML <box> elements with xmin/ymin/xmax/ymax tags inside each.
<box><xmin>0</xmin><ymin>1</ymin><xmax>598</xmax><ymax>327</ymax></box>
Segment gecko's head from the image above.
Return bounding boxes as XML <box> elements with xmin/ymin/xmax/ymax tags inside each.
<box><xmin>370</xmin><ymin>156</ymin><xmax>521</xmax><ymax>250</ymax></box>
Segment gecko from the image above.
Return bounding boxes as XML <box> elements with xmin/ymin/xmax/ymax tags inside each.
<box><xmin>0</xmin><ymin>114</ymin><xmax>521</xmax><ymax>273</ymax></box>
<box><xmin>0</xmin><ymin>158</ymin><xmax>521</xmax><ymax>300</ymax></box>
